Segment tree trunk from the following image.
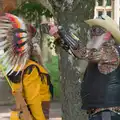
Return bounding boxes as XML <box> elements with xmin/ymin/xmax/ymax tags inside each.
<box><xmin>42</xmin><ymin>33</ymin><xmax>52</xmax><ymax>63</ymax></box>
<box><xmin>47</xmin><ymin>0</ymin><xmax>95</xmax><ymax>120</ymax></box>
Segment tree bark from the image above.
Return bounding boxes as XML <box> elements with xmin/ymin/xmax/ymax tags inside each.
<box><xmin>47</xmin><ymin>0</ymin><xmax>95</xmax><ymax>120</ymax></box>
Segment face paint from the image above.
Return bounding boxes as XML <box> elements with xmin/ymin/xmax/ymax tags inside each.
<box><xmin>90</xmin><ymin>26</ymin><xmax>106</xmax><ymax>36</ymax></box>
<box><xmin>87</xmin><ymin>26</ymin><xmax>111</xmax><ymax>49</ymax></box>
<box><xmin>87</xmin><ymin>33</ymin><xmax>107</xmax><ymax>49</ymax></box>
<box><xmin>104</xmin><ymin>32</ymin><xmax>112</xmax><ymax>41</ymax></box>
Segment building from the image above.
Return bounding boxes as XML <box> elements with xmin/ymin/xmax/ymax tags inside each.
<box><xmin>94</xmin><ymin>0</ymin><xmax>120</xmax><ymax>25</ymax></box>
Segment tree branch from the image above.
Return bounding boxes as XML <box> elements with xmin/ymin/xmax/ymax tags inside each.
<box><xmin>35</xmin><ymin>0</ymin><xmax>54</xmax><ymax>14</ymax></box>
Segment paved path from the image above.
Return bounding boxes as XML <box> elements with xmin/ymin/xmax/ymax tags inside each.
<box><xmin>0</xmin><ymin>102</ymin><xmax>61</xmax><ymax>120</ymax></box>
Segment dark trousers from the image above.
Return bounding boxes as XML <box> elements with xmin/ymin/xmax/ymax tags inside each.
<box><xmin>89</xmin><ymin>110</ymin><xmax>120</xmax><ymax>120</ymax></box>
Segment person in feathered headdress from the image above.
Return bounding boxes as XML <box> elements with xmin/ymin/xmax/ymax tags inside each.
<box><xmin>49</xmin><ymin>15</ymin><xmax>120</xmax><ymax>120</ymax></box>
<box><xmin>0</xmin><ymin>13</ymin><xmax>52</xmax><ymax>120</ymax></box>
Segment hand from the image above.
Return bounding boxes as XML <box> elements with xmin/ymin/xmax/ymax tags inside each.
<box><xmin>49</xmin><ymin>24</ymin><xmax>58</xmax><ymax>36</ymax></box>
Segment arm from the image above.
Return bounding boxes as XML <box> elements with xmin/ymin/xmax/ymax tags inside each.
<box><xmin>49</xmin><ymin>25</ymin><xmax>120</xmax><ymax>74</ymax></box>
<box><xmin>60</xmin><ymin>31</ymin><xmax>120</xmax><ymax>74</ymax></box>
<box><xmin>50</xmin><ymin>26</ymin><xmax>112</xmax><ymax>61</ymax></box>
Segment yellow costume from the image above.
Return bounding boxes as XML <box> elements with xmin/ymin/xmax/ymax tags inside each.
<box><xmin>10</xmin><ymin>60</ymin><xmax>51</xmax><ymax>120</ymax></box>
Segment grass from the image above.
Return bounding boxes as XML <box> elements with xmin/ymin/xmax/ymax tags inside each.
<box><xmin>45</xmin><ymin>56</ymin><xmax>60</xmax><ymax>99</ymax></box>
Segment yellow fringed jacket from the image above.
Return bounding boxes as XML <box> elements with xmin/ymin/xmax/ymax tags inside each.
<box><xmin>9</xmin><ymin>60</ymin><xmax>52</xmax><ymax>120</ymax></box>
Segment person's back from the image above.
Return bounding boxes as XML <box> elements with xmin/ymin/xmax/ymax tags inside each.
<box><xmin>81</xmin><ymin>62</ymin><xmax>120</xmax><ymax>109</ymax></box>
<box><xmin>9</xmin><ymin>59</ymin><xmax>51</xmax><ymax>120</ymax></box>
<box><xmin>23</xmin><ymin>60</ymin><xmax>51</xmax><ymax>102</ymax></box>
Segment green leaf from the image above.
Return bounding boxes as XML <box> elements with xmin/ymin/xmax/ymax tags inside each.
<box><xmin>12</xmin><ymin>1</ymin><xmax>53</xmax><ymax>22</ymax></box>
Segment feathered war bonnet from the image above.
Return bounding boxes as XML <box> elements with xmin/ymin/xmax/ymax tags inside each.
<box><xmin>0</xmin><ymin>13</ymin><xmax>30</xmax><ymax>76</ymax></box>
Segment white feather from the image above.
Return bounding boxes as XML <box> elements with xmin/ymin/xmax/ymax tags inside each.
<box><xmin>0</xmin><ymin>40</ymin><xmax>8</xmax><ymax>47</ymax></box>
<box><xmin>8</xmin><ymin>55</ymin><xmax>18</xmax><ymax>75</ymax></box>
<box><xmin>0</xmin><ymin>30</ymin><xmax>9</xmax><ymax>34</ymax></box>
<box><xmin>0</xmin><ymin>19</ymin><xmax>8</xmax><ymax>22</ymax></box>
<box><xmin>1</xmin><ymin>55</ymin><xmax>10</xmax><ymax>66</ymax></box>
<box><xmin>0</xmin><ymin>50</ymin><xmax>10</xmax><ymax>60</ymax></box>
<box><xmin>0</xmin><ymin>23</ymin><xmax>12</xmax><ymax>27</ymax></box>
<box><xmin>5</xmin><ymin>64</ymin><xmax>13</xmax><ymax>75</ymax></box>
<box><xmin>0</xmin><ymin>43</ymin><xmax>9</xmax><ymax>50</ymax></box>
<box><xmin>8</xmin><ymin>55</ymin><xmax>21</xmax><ymax>75</ymax></box>
<box><xmin>5</xmin><ymin>56</ymin><xmax>14</xmax><ymax>74</ymax></box>
<box><xmin>15</xmin><ymin>59</ymin><xmax>24</xmax><ymax>75</ymax></box>
<box><xmin>15</xmin><ymin>54</ymin><xmax>29</xmax><ymax>75</ymax></box>
<box><xmin>21</xmin><ymin>33</ymin><xmax>27</xmax><ymax>38</ymax></box>
<box><xmin>0</xmin><ymin>34</ymin><xmax>7</xmax><ymax>38</ymax></box>
<box><xmin>0</xmin><ymin>27</ymin><xmax>10</xmax><ymax>29</ymax></box>
<box><xmin>0</xmin><ymin>17</ymin><xmax>10</xmax><ymax>22</ymax></box>
<box><xmin>16</xmin><ymin>16</ymin><xmax>26</xmax><ymax>30</ymax></box>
